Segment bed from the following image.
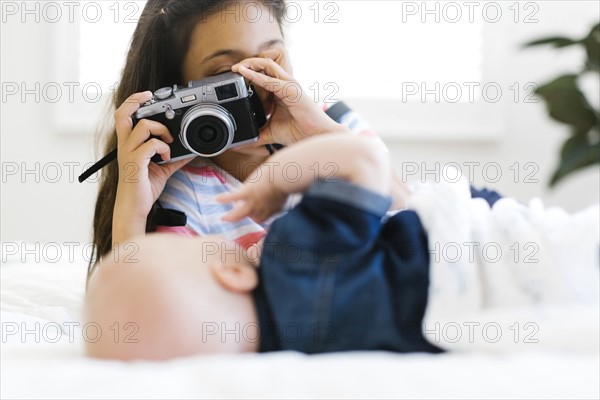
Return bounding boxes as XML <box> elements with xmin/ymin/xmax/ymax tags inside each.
<box><xmin>2</xmin><ymin>242</ymin><xmax>598</xmax><ymax>400</ymax></box>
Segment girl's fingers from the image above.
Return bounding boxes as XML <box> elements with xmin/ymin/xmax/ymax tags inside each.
<box><xmin>160</xmin><ymin>157</ymin><xmax>194</xmax><ymax>179</ymax></box>
<box><xmin>234</xmin><ymin>57</ymin><xmax>293</xmax><ymax>81</ymax></box>
<box><xmin>235</xmin><ymin>65</ymin><xmax>302</xmax><ymax>107</ymax></box>
<box><xmin>259</xmin><ymin>48</ymin><xmax>293</xmax><ymax>75</ymax></box>
<box><xmin>233</xmin><ymin>64</ymin><xmax>278</xmax><ymax>87</ymax></box>
<box><xmin>115</xmin><ymin>91</ymin><xmax>176</xmax><ymax>162</ymax></box>
<box><xmin>125</xmin><ymin>119</ymin><xmax>173</xmax><ymax>153</ymax></box>
<box><xmin>119</xmin><ymin>139</ymin><xmax>170</xmax><ymax>181</ymax></box>
<box><xmin>115</xmin><ymin>91</ymin><xmax>153</xmax><ymax>145</ymax></box>
<box><xmin>232</xmin><ymin>56</ymin><xmax>292</xmax><ymax>81</ymax></box>
<box><xmin>136</xmin><ymin>138</ymin><xmax>172</xmax><ymax>163</ymax></box>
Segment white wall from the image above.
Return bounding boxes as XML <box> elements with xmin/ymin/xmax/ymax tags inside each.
<box><xmin>1</xmin><ymin>8</ymin><xmax>99</xmax><ymax>246</ymax></box>
<box><xmin>1</xmin><ymin>1</ymin><xmax>598</xmax><ymax>247</ymax></box>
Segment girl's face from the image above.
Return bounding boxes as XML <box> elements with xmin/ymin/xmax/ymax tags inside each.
<box><xmin>182</xmin><ymin>1</ymin><xmax>284</xmax><ymax>81</ymax></box>
<box><xmin>182</xmin><ymin>1</ymin><xmax>285</xmax><ymax>157</ymax></box>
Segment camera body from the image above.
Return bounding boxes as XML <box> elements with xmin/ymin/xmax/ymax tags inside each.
<box><xmin>133</xmin><ymin>71</ymin><xmax>267</xmax><ymax>162</ymax></box>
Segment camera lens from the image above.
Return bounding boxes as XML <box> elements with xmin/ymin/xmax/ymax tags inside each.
<box><xmin>199</xmin><ymin>127</ymin><xmax>217</xmax><ymax>142</ymax></box>
<box><xmin>186</xmin><ymin>117</ymin><xmax>229</xmax><ymax>156</ymax></box>
<box><xmin>180</xmin><ymin>104</ymin><xmax>236</xmax><ymax>157</ymax></box>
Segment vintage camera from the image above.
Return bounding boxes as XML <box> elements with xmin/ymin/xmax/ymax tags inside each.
<box><xmin>133</xmin><ymin>71</ymin><xmax>267</xmax><ymax>162</ymax></box>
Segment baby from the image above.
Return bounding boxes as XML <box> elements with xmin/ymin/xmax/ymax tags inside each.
<box><xmin>84</xmin><ymin>134</ymin><xmax>598</xmax><ymax>360</ymax></box>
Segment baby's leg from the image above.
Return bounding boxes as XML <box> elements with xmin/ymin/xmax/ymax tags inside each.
<box><xmin>411</xmin><ymin>180</ymin><xmax>599</xmax><ymax>351</ymax></box>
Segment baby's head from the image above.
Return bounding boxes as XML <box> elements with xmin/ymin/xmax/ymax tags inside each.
<box><xmin>85</xmin><ymin>234</ymin><xmax>262</xmax><ymax>360</ymax></box>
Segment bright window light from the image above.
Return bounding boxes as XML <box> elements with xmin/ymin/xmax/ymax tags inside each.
<box><xmin>78</xmin><ymin>1</ymin><xmax>482</xmax><ymax>102</ymax></box>
<box><xmin>285</xmin><ymin>1</ymin><xmax>483</xmax><ymax>101</ymax></box>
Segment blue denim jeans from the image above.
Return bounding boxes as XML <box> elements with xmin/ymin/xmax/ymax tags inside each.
<box><xmin>255</xmin><ymin>180</ymin><xmax>428</xmax><ymax>353</ymax></box>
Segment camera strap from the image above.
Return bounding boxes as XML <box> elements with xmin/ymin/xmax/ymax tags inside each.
<box><xmin>78</xmin><ymin>148</ymin><xmax>117</xmax><ymax>183</ymax></box>
<box><xmin>155</xmin><ymin>200</ymin><xmax>187</xmax><ymax>226</ymax></box>
<box><xmin>324</xmin><ymin>101</ymin><xmax>351</xmax><ymax>124</ymax></box>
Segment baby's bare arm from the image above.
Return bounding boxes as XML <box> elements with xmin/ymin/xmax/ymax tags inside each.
<box><xmin>218</xmin><ymin>134</ymin><xmax>392</xmax><ymax>223</ymax></box>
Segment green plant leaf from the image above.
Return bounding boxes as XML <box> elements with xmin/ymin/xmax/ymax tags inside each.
<box><xmin>535</xmin><ymin>74</ymin><xmax>598</xmax><ymax>132</ymax></box>
<box><xmin>523</xmin><ymin>36</ymin><xmax>578</xmax><ymax>48</ymax></box>
<box><xmin>551</xmin><ymin>132</ymin><xmax>600</xmax><ymax>186</ymax></box>
<box><xmin>582</xmin><ymin>23</ymin><xmax>600</xmax><ymax>71</ymax></box>
<box><xmin>525</xmin><ymin>21</ymin><xmax>600</xmax><ymax>187</ymax></box>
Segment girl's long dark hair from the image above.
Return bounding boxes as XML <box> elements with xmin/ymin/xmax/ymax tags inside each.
<box><xmin>89</xmin><ymin>0</ymin><xmax>286</xmax><ymax>282</ymax></box>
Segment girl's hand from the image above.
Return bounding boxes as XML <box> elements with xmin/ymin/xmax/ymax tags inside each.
<box><xmin>231</xmin><ymin>49</ymin><xmax>348</xmax><ymax>147</ymax></box>
<box><xmin>113</xmin><ymin>91</ymin><xmax>192</xmax><ymax>241</ymax></box>
<box><xmin>216</xmin><ymin>173</ymin><xmax>288</xmax><ymax>224</ymax></box>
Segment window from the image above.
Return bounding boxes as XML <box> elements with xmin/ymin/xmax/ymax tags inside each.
<box><xmin>58</xmin><ymin>0</ymin><xmax>508</xmax><ymax>141</ymax></box>
<box><xmin>284</xmin><ymin>1</ymin><xmax>496</xmax><ymax>140</ymax></box>
<box><xmin>285</xmin><ymin>1</ymin><xmax>483</xmax><ymax>100</ymax></box>
<box><xmin>51</xmin><ymin>1</ymin><xmax>143</xmax><ymax>135</ymax></box>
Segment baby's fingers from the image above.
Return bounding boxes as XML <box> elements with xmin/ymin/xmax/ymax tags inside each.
<box><xmin>217</xmin><ymin>187</ymin><xmax>254</xmax><ymax>222</ymax></box>
<box><xmin>221</xmin><ymin>202</ymin><xmax>252</xmax><ymax>222</ymax></box>
<box><xmin>215</xmin><ymin>189</ymin><xmax>247</xmax><ymax>204</ymax></box>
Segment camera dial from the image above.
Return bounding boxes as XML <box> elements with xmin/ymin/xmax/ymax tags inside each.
<box><xmin>154</xmin><ymin>87</ymin><xmax>173</xmax><ymax>100</ymax></box>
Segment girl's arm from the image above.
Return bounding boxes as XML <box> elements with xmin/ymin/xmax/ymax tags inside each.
<box><xmin>112</xmin><ymin>92</ymin><xmax>192</xmax><ymax>244</ymax></box>
<box><xmin>217</xmin><ymin>134</ymin><xmax>393</xmax><ymax>223</ymax></box>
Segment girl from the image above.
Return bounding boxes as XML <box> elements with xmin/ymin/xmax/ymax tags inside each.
<box><xmin>89</xmin><ymin>0</ymin><xmax>407</xmax><ymax>282</ymax></box>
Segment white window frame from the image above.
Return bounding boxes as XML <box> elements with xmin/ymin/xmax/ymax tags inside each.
<box><xmin>51</xmin><ymin>17</ymin><xmax>112</xmax><ymax>137</ymax></box>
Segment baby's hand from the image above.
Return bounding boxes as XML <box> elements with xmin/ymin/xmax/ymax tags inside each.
<box><xmin>216</xmin><ymin>179</ymin><xmax>288</xmax><ymax>224</ymax></box>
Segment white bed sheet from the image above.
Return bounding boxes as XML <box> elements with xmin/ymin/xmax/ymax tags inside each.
<box><xmin>2</xmin><ymin>252</ymin><xmax>599</xmax><ymax>399</ymax></box>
